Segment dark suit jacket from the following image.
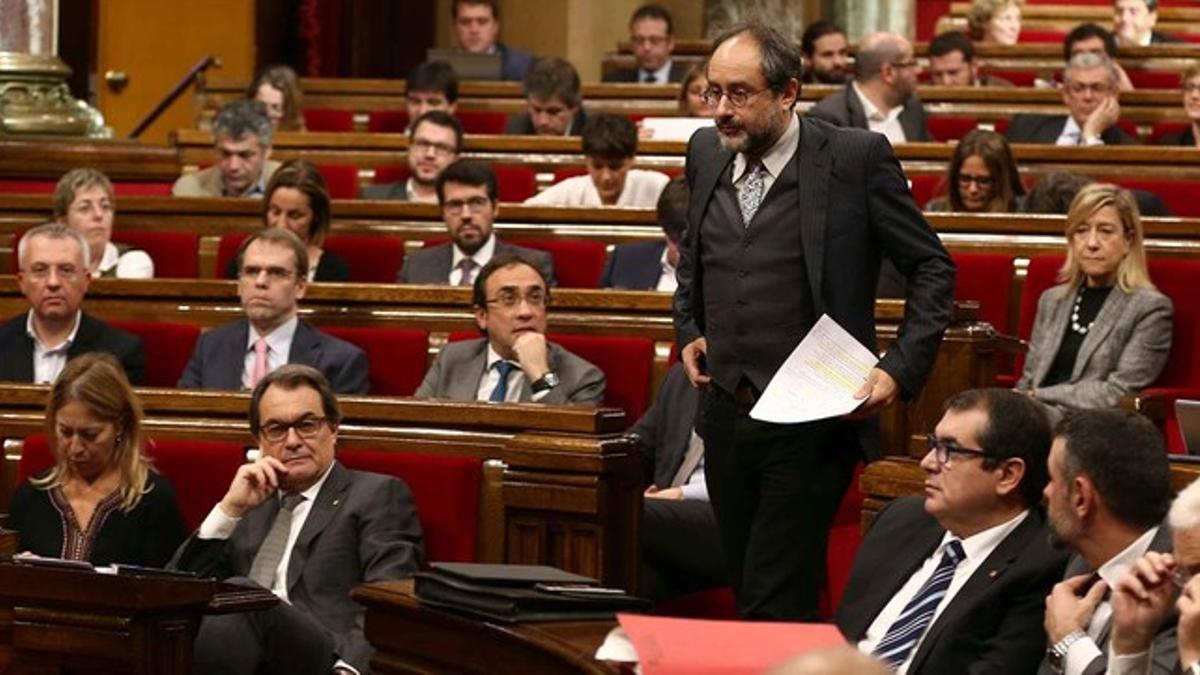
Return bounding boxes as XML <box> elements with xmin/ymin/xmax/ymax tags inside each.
<box><xmin>1150</xmin><ymin>31</ymin><xmax>1182</xmax><ymax>44</ymax></box>
<box><xmin>170</xmin><ymin>461</ymin><xmax>424</xmax><ymax>672</ymax></box>
<box><xmin>0</xmin><ymin>312</ymin><xmax>145</xmax><ymax>385</ymax></box>
<box><xmin>414</xmin><ymin>337</ymin><xmax>605</xmax><ymax>405</ymax></box>
<box><xmin>1158</xmin><ymin>127</ymin><xmax>1197</xmax><ymax>147</ymax></box>
<box><xmin>1034</xmin><ymin>524</ymin><xmax>1177</xmax><ymax>675</ymax></box>
<box><xmin>630</xmin><ymin>362</ymin><xmax>699</xmax><ymax>488</ymax></box>
<box><xmin>396</xmin><ymin>237</ymin><xmax>558</xmax><ymax>287</ymax></box>
<box><xmin>673</xmin><ymin>115</ymin><xmax>955</xmax><ymax>458</ymax></box>
<box><xmin>178</xmin><ymin>319</ymin><xmax>369</xmax><ymax>394</ymax></box>
<box><xmin>1004</xmin><ymin>114</ymin><xmax>1139</xmax><ymax>145</ymax></box>
<box><xmin>361</xmin><ymin>180</ymin><xmax>410</xmax><ymax>201</ymax></box>
<box><xmin>836</xmin><ymin>497</ymin><xmax>1068</xmax><ymax>674</ymax></box>
<box><xmin>600</xmin><ymin>240</ymin><xmax>667</xmax><ymax>290</ymax></box>
<box><xmin>504</xmin><ymin>108</ymin><xmax>589</xmax><ymax>136</ymax></box>
<box><xmin>603</xmin><ymin>60</ymin><xmax>690</xmax><ymax>84</ymax></box>
<box><xmin>806</xmin><ymin>83</ymin><xmax>933</xmax><ymax>142</ymax></box>
<box><xmin>497</xmin><ymin>42</ymin><xmax>535</xmax><ymax>82</ymax></box>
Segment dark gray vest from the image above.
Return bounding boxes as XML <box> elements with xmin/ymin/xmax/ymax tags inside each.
<box><xmin>699</xmin><ymin>151</ymin><xmax>816</xmax><ymax>393</ymax></box>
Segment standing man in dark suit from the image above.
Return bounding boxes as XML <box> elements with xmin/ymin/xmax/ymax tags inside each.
<box><xmin>0</xmin><ymin>222</ymin><xmax>144</xmax><ymax>384</ymax></box>
<box><xmin>179</xmin><ymin>229</ymin><xmax>369</xmax><ymax>394</ymax></box>
<box><xmin>674</xmin><ymin>22</ymin><xmax>955</xmax><ymax>619</ymax></box>
<box><xmin>604</xmin><ymin>4</ymin><xmax>689</xmax><ymax>84</ymax></box>
<box><xmin>452</xmin><ymin>0</ymin><xmax>534</xmax><ymax>82</ymax></box>
<box><xmin>415</xmin><ymin>252</ymin><xmax>604</xmax><ymax>405</ymax></box>
<box><xmin>807</xmin><ymin>31</ymin><xmax>932</xmax><ymax>144</ymax></box>
<box><xmin>397</xmin><ymin>160</ymin><xmax>556</xmax><ymax>286</ymax></box>
<box><xmin>1005</xmin><ymin>53</ymin><xmax>1138</xmax><ymax>146</ymax></box>
<box><xmin>172</xmin><ymin>365</ymin><xmax>424</xmax><ymax>674</ymax></box>
<box><xmin>600</xmin><ymin>175</ymin><xmax>688</xmax><ymax>291</ymax></box>
<box><xmin>504</xmin><ymin>58</ymin><xmax>588</xmax><ymax>136</ymax></box>
<box><xmin>361</xmin><ymin>111</ymin><xmax>462</xmax><ymax>203</ymax></box>
<box><xmin>1037</xmin><ymin>409</ymin><xmax>1176</xmax><ymax>675</ymax></box>
<box><xmin>838</xmin><ymin>389</ymin><xmax>1068</xmax><ymax>673</ymax></box>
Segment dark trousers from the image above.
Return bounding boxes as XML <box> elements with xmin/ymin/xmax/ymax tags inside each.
<box><xmin>193</xmin><ymin>578</ymin><xmax>339</xmax><ymax>675</ymax></box>
<box><xmin>640</xmin><ymin>498</ymin><xmax>727</xmax><ymax>603</ymax></box>
<box><xmin>696</xmin><ymin>384</ymin><xmax>857</xmax><ymax>620</ymax></box>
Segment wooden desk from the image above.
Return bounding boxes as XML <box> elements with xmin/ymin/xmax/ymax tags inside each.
<box><xmin>354</xmin><ymin>579</ymin><xmax>620</xmax><ymax>675</ymax></box>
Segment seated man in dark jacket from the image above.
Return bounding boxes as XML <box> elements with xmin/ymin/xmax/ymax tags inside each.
<box><xmin>1005</xmin><ymin>52</ymin><xmax>1138</xmax><ymax>146</ymax></box>
<box><xmin>600</xmin><ymin>175</ymin><xmax>688</xmax><ymax>291</ymax></box>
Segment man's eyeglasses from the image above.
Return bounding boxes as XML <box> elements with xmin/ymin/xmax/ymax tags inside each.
<box><xmin>25</xmin><ymin>263</ymin><xmax>81</xmax><ymax>281</ymax></box>
<box><xmin>891</xmin><ymin>59</ymin><xmax>919</xmax><ymax>70</ymax></box>
<box><xmin>241</xmin><ymin>265</ymin><xmax>296</xmax><ymax>282</ymax></box>
<box><xmin>926</xmin><ymin>434</ymin><xmax>989</xmax><ymax>466</ymax></box>
<box><xmin>412</xmin><ymin>139</ymin><xmax>457</xmax><ymax>156</ymax></box>
<box><xmin>486</xmin><ymin>289</ymin><xmax>547</xmax><ymax>308</ymax></box>
<box><xmin>1066</xmin><ymin>82</ymin><xmax>1113</xmax><ymax>95</ymax></box>
<box><xmin>1183</xmin><ymin>83</ymin><xmax>1200</xmax><ymax>95</ymax></box>
<box><xmin>443</xmin><ymin>196</ymin><xmax>492</xmax><ymax>214</ymax></box>
<box><xmin>260</xmin><ymin>416</ymin><xmax>329</xmax><ymax>443</ymax></box>
<box><xmin>699</xmin><ymin>86</ymin><xmax>770</xmax><ymax>109</ymax></box>
<box><xmin>957</xmin><ymin>174</ymin><xmax>994</xmax><ymax>188</ymax></box>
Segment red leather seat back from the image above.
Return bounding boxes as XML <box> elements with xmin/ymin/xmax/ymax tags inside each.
<box><xmin>508</xmin><ymin>238</ymin><xmax>608</xmax><ymax>288</ymax></box>
<box><xmin>493</xmin><ymin>164</ymin><xmax>537</xmax><ymax>202</ymax></box>
<box><xmin>552</xmin><ymin>167</ymin><xmax>589</xmax><ymax>184</ymax></box>
<box><xmin>111</xmin><ymin>231</ymin><xmax>200</xmax><ymax>278</ymax></box>
<box><xmin>109</xmin><ymin>320</ymin><xmax>201</xmax><ymax>387</ymax></box>
<box><xmin>978</xmin><ymin>68</ymin><xmax>1038</xmax><ymax>87</ymax></box>
<box><xmin>366</xmin><ymin>110</ymin><xmax>408</xmax><ymax>133</ymax></box>
<box><xmin>1150</xmin><ymin>121</ymin><xmax>1190</xmax><ymax>145</ymax></box>
<box><xmin>323</xmin><ymin>234</ymin><xmax>405</xmax><ymax>283</ymax></box>
<box><xmin>1018</xmin><ymin>29</ymin><xmax>1068</xmax><ymax>43</ymax></box>
<box><xmin>303</xmin><ymin>109</ymin><xmax>355</xmax><ymax>132</ymax></box>
<box><xmin>337</xmin><ymin>448</ymin><xmax>482</xmax><ymax>564</ymax></box>
<box><xmin>546</xmin><ymin>333</ymin><xmax>655</xmax><ymax>422</ymax></box>
<box><xmin>320</xmin><ymin>326</ymin><xmax>429</xmax><ymax>395</ymax></box>
<box><xmin>215</xmin><ymin>233</ymin><xmax>251</xmax><ymax>279</ymax></box>
<box><xmin>951</xmin><ymin>252</ymin><xmax>1016</xmax><ymax>334</ymax></box>
<box><xmin>1012</xmin><ymin>255</ymin><xmax>1066</xmax><ymax>378</ymax></box>
<box><xmin>928</xmin><ymin>116</ymin><xmax>979</xmax><ymax>142</ymax></box>
<box><xmin>909</xmin><ymin>174</ymin><xmax>946</xmax><ymax>209</ymax></box>
<box><xmin>373</xmin><ymin>165</ymin><xmax>409</xmax><ymax>185</ymax></box>
<box><xmin>457</xmin><ymin>111</ymin><xmax>507</xmax><ymax>135</ymax></box>
<box><xmin>316</xmin><ymin>164</ymin><xmax>360</xmax><ymax>199</ymax></box>
<box><xmin>1147</xmin><ymin>258</ymin><xmax>1200</xmax><ymax>390</ymax></box>
<box><xmin>1108</xmin><ymin>177</ymin><xmax>1197</xmax><ymax>217</ymax></box>
<box><xmin>1129</xmin><ymin>70</ymin><xmax>1185</xmax><ymax>89</ymax></box>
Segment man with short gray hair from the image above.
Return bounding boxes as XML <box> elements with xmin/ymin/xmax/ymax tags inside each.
<box><xmin>173</xmin><ymin>99</ymin><xmax>282</xmax><ymax>197</ymax></box>
<box><xmin>807</xmin><ymin>31</ymin><xmax>932</xmax><ymax>144</ymax></box>
<box><xmin>0</xmin><ymin>222</ymin><xmax>144</xmax><ymax>383</ymax></box>
<box><xmin>1005</xmin><ymin>52</ymin><xmax>1137</xmax><ymax>145</ymax></box>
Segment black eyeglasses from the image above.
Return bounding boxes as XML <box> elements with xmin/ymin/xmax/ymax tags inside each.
<box><xmin>957</xmin><ymin>174</ymin><xmax>994</xmax><ymax>188</ymax></box>
<box><xmin>926</xmin><ymin>434</ymin><xmax>989</xmax><ymax>466</ymax></box>
<box><xmin>699</xmin><ymin>86</ymin><xmax>770</xmax><ymax>108</ymax></box>
<box><xmin>260</xmin><ymin>416</ymin><xmax>329</xmax><ymax>443</ymax></box>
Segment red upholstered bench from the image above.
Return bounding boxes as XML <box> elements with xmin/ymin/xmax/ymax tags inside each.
<box><xmin>909</xmin><ymin>174</ymin><xmax>946</xmax><ymax>209</ymax></box>
<box><xmin>112</xmin><ymin>231</ymin><xmax>200</xmax><ymax>279</ymax></box>
<box><xmin>214</xmin><ymin>233</ymin><xmax>250</xmax><ymax>278</ymax></box>
<box><xmin>951</xmin><ymin>252</ymin><xmax>1017</xmax><ymax>335</ymax></box>
<box><xmin>507</xmin><ymin>238</ymin><xmax>608</xmax><ymax>288</ymax></box>
<box><xmin>16</xmin><ymin>434</ymin><xmax>247</xmax><ymax>531</ymax></box>
<box><xmin>552</xmin><ymin>167</ymin><xmax>588</xmax><ymax>184</ymax></box>
<box><xmin>303</xmin><ymin>109</ymin><xmax>355</xmax><ymax>132</ymax></box>
<box><xmin>1150</xmin><ymin>121</ymin><xmax>1189</xmax><ymax>145</ymax></box>
<box><xmin>928</xmin><ymin>116</ymin><xmax>979</xmax><ymax>142</ymax></box>
<box><xmin>367</xmin><ymin>110</ymin><xmax>408</xmax><ymax>133</ymax></box>
<box><xmin>1129</xmin><ymin>70</ymin><xmax>1186</xmax><ymax>89</ymax></box>
<box><xmin>458</xmin><ymin>111</ymin><xmax>508</xmax><ymax>135</ymax></box>
<box><xmin>109</xmin><ymin>320</ymin><xmax>201</xmax><ymax>388</ymax></box>
<box><xmin>316</xmin><ymin>164</ymin><xmax>360</xmax><ymax>199</ymax></box>
<box><xmin>493</xmin><ymin>164</ymin><xmax>537</xmax><ymax>202</ymax></box>
<box><xmin>337</xmin><ymin>448</ymin><xmax>482</xmax><ymax>564</ymax></box>
<box><xmin>1107</xmin><ymin>177</ymin><xmax>1197</xmax><ymax>217</ymax></box>
<box><xmin>320</xmin><ymin>326</ymin><xmax>429</xmax><ymax>396</ymax></box>
<box><xmin>999</xmin><ymin>254</ymin><xmax>1064</xmax><ymax>388</ymax></box>
<box><xmin>323</xmin><ymin>234</ymin><xmax>405</xmax><ymax>283</ymax></box>
<box><xmin>1142</xmin><ymin>258</ymin><xmax>1200</xmax><ymax>454</ymax></box>
<box><xmin>373</xmin><ymin>165</ymin><xmax>409</xmax><ymax>185</ymax></box>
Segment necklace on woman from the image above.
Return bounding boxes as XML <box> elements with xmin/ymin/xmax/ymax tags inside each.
<box><xmin>1070</xmin><ymin>287</ymin><xmax>1096</xmax><ymax>335</ymax></box>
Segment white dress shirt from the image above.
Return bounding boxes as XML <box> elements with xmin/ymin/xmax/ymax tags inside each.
<box><xmin>475</xmin><ymin>342</ymin><xmax>551</xmax><ymax>402</ymax></box>
<box><xmin>732</xmin><ymin>111</ymin><xmax>800</xmax><ymax>199</ymax></box>
<box><xmin>655</xmin><ymin>245</ymin><xmax>677</xmax><ymax>293</ymax></box>
<box><xmin>852</xmin><ymin>81</ymin><xmax>907</xmax><ymax>145</ymax></box>
<box><xmin>639</xmin><ymin>59</ymin><xmax>674</xmax><ymax>84</ymax></box>
<box><xmin>27</xmin><ymin>309</ymin><xmax>82</xmax><ymax>384</ymax></box>
<box><xmin>524</xmin><ymin>169</ymin><xmax>669</xmax><ymax>208</ymax></box>
<box><xmin>857</xmin><ymin>510</ymin><xmax>1031</xmax><ymax>674</ymax></box>
<box><xmin>1056</xmin><ymin>116</ymin><xmax>1106</xmax><ymax>146</ymax></box>
<box><xmin>405</xmin><ymin>178</ymin><xmax>437</xmax><ymax>204</ymax></box>
<box><xmin>242</xmin><ymin>316</ymin><xmax>298</xmax><ymax>388</ymax></box>
<box><xmin>449</xmin><ymin>235</ymin><xmax>497</xmax><ymax>286</ymax></box>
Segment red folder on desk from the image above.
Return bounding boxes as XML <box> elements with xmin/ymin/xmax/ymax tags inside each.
<box><xmin>618</xmin><ymin>614</ymin><xmax>846</xmax><ymax>675</ymax></box>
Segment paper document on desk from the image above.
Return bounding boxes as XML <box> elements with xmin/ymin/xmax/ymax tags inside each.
<box><xmin>750</xmin><ymin>314</ymin><xmax>879</xmax><ymax>424</ymax></box>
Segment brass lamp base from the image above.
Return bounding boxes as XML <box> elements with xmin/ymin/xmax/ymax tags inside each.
<box><xmin>0</xmin><ymin>52</ymin><xmax>108</xmax><ymax>137</ymax></box>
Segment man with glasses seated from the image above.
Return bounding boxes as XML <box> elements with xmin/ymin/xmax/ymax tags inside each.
<box><xmin>1033</xmin><ymin>408</ymin><xmax>1175</xmax><ymax>675</ymax></box>
<box><xmin>172</xmin><ymin>364</ymin><xmax>423</xmax><ymax>674</ymax></box>
<box><xmin>603</xmin><ymin>4</ymin><xmax>688</xmax><ymax>84</ymax></box>
<box><xmin>837</xmin><ymin>388</ymin><xmax>1067</xmax><ymax>673</ymax></box>
<box><xmin>416</xmin><ymin>251</ymin><xmax>604</xmax><ymax>405</ymax></box>
<box><xmin>0</xmin><ymin>222</ymin><xmax>144</xmax><ymax>384</ymax></box>
<box><xmin>808</xmin><ymin>31</ymin><xmax>932</xmax><ymax>144</ymax></box>
<box><xmin>179</xmin><ymin>228</ymin><xmax>369</xmax><ymax>394</ymax></box>
<box><xmin>363</xmin><ymin>111</ymin><xmax>463</xmax><ymax>203</ymax></box>
<box><xmin>397</xmin><ymin>160</ymin><xmax>555</xmax><ymax>286</ymax></box>
<box><xmin>1005</xmin><ymin>52</ymin><xmax>1138</xmax><ymax>146</ymax></box>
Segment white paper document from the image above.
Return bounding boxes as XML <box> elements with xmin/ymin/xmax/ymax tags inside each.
<box><xmin>750</xmin><ymin>314</ymin><xmax>880</xmax><ymax>424</ymax></box>
<box><xmin>639</xmin><ymin>116</ymin><xmax>713</xmax><ymax>141</ymax></box>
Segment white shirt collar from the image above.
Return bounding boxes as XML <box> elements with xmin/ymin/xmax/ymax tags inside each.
<box><xmin>248</xmin><ymin>315</ymin><xmax>299</xmax><ymax>355</ymax></box>
<box><xmin>405</xmin><ymin>177</ymin><xmax>437</xmax><ymax>203</ymax></box>
<box><xmin>660</xmin><ymin>244</ymin><xmax>674</xmax><ymax>275</ymax></box>
<box><xmin>852</xmin><ymin>80</ymin><xmax>904</xmax><ymax>125</ymax></box>
<box><xmin>942</xmin><ymin>508</ymin><xmax>1030</xmax><ymax>564</ymax></box>
<box><xmin>451</xmin><ymin>233</ymin><xmax>497</xmax><ymax>270</ymax></box>
<box><xmin>26</xmin><ymin>309</ymin><xmax>82</xmax><ymax>352</ymax></box>
<box><xmin>641</xmin><ymin>59</ymin><xmax>673</xmax><ymax>84</ymax></box>
<box><xmin>732</xmin><ymin>112</ymin><xmax>800</xmax><ymax>184</ymax></box>
<box><xmin>98</xmin><ymin>241</ymin><xmax>119</xmax><ymax>274</ymax></box>
<box><xmin>484</xmin><ymin>341</ymin><xmax>518</xmax><ymax>371</ymax></box>
<box><xmin>1097</xmin><ymin>526</ymin><xmax>1160</xmax><ymax>587</ymax></box>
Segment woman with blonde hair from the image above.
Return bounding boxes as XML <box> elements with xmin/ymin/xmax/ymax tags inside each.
<box><xmin>1016</xmin><ymin>183</ymin><xmax>1173</xmax><ymax>409</ymax></box>
<box><xmin>967</xmin><ymin>0</ymin><xmax>1023</xmax><ymax>45</ymax></box>
<box><xmin>248</xmin><ymin>65</ymin><xmax>305</xmax><ymax>132</ymax></box>
<box><xmin>8</xmin><ymin>353</ymin><xmax>186</xmax><ymax>566</ymax></box>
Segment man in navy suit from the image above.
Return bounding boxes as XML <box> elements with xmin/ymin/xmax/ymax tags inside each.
<box><xmin>451</xmin><ymin>0</ymin><xmax>534</xmax><ymax>82</ymax></box>
<box><xmin>603</xmin><ymin>4</ymin><xmax>689</xmax><ymax>84</ymax></box>
<box><xmin>179</xmin><ymin>229</ymin><xmax>369</xmax><ymax>394</ymax></box>
<box><xmin>600</xmin><ymin>175</ymin><xmax>688</xmax><ymax>291</ymax></box>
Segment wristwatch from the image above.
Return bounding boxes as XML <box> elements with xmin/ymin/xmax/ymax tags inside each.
<box><xmin>531</xmin><ymin>372</ymin><xmax>560</xmax><ymax>394</ymax></box>
<box><xmin>1046</xmin><ymin>629</ymin><xmax>1087</xmax><ymax>673</ymax></box>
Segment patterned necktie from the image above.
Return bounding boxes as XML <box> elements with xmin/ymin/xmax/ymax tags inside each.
<box><xmin>872</xmin><ymin>539</ymin><xmax>966</xmax><ymax>669</ymax></box>
<box><xmin>246</xmin><ymin>338</ymin><xmax>269</xmax><ymax>389</ymax></box>
<box><xmin>739</xmin><ymin>161</ymin><xmax>766</xmax><ymax>227</ymax></box>
<box><xmin>247</xmin><ymin>492</ymin><xmax>306</xmax><ymax>590</ymax></box>
<box><xmin>457</xmin><ymin>258</ymin><xmax>477</xmax><ymax>287</ymax></box>
<box><xmin>488</xmin><ymin>361</ymin><xmax>516</xmax><ymax>402</ymax></box>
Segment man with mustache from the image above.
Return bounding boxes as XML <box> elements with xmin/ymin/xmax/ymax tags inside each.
<box><xmin>363</xmin><ymin>111</ymin><xmax>462</xmax><ymax>203</ymax></box>
<box><xmin>396</xmin><ymin>160</ymin><xmax>555</xmax><ymax>286</ymax></box>
<box><xmin>674</xmin><ymin>21</ymin><xmax>955</xmax><ymax>620</ymax></box>
<box><xmin>800</xmin><ymin>20</ymin><xmax>850</xmax><ymax>85</ymax></box>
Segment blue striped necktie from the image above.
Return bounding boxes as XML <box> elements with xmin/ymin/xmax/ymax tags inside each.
<box><xmin>488</xmin><ymin>361</ymin><xmax>516</xmax><ymax>402</ymax></box>
<box><xmin>871</xmin><ymin>539</ymin><xmax>966</xmax><ymax>669</ymax></box>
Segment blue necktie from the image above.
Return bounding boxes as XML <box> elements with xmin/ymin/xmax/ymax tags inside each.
<box><xmin>872</xmin><ymin>539</ymin><xmax>966</xmax><ymax>669</ymax></box>
<box><xmin>488</xmin><ymin>361</ymin><xmax>515</xmax><ymax>402</ymax></box>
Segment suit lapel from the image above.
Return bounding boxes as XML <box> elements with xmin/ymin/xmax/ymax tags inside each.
<box><xmin>224</xmin><ymin>321</ymin><xmax>252</xmax><ymax>389</ymax></box>
<box><xmin>637</xmin><ymin>242</ymin><xmax>667</xmax><ymax>289</ymax></box>
<box><xmin>65</xmin><ymin>313</ymin><xmax>96</xmax><ymax>358</ymax></box>
<box><xmin>0</xmin><ymin>318</ymin><xmax>36</xmax><ymax>382</ymax></box>
<box><xmin>687</xmin><ymin>135</ymin><xmax>734</xmax><ymax>252</ymax></box>
<box><xmin>1034</xmin><ymin>290</ymin><xmax>1072</xmax><ymax>385</ymax></box>
<box><xmin>286</xmin><ymin>462</ymin><xmax>351</xmax><ymax>594</ymax></box>
<box><xmin>449</xmin><ymin>339</ymin><xmax>490</xmax><ymax>400</ymax></box>
<box><xmin>844</xmin><ymin>85</ymin><xmax>867</xmax><ymax>129</ymax></box>
<box><xmin>288</xmin><ymin>320</ymin><xmax>322</xmax><ymax>369</ymax></box>
<box><xmin>847</xmin><ymin>522</ymin><xmax>945</xmax><ymax>639</ymax></box>
<box><xmin>909</xmin><ymin>511</ymin><xmax>1038</xmax><ymax>671</ymax></box>
<box><xmin>797</xmin><ymin>117</ymin><xmax>830</xmax><ymax>316</ymax></box>
<box><xmin>1071</xmin><ymin>290</ymin><xmax>1128</xmax><ymax>381</ymax></box>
